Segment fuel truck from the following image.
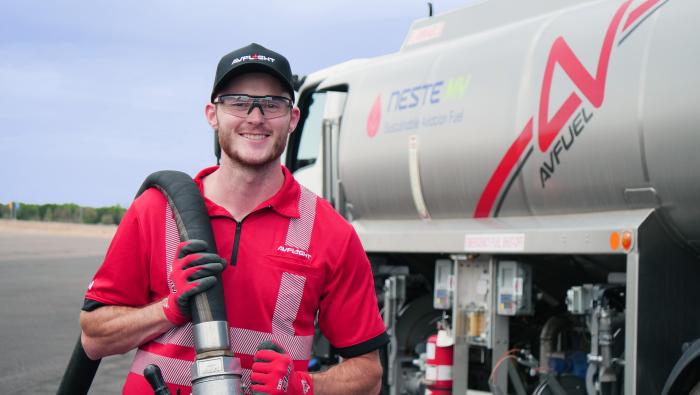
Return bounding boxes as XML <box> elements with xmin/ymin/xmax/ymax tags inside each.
<box><xmin>284</xmin><ymin>0</ymin><xmax>700</xmax><ymax>394</ymax></box>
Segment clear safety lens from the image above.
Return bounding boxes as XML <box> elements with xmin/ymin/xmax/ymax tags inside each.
<box><xmin>215</xmin><ymin>94</ymin><xmax>292</xmax><ymax>119</ymax></box>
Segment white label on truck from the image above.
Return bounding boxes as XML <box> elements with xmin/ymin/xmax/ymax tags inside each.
<box><xmin>406</xmin><ymin>22</ymin><xmax>445</xmax><ymax>45</ymax></box>
<box><xmin>464</xmin><ymin>233</ymin><xmax>525</xmax><ymax>252</ymax></box>
<box><xmin>476</xmin><ymin>279</ymin><xmax>489</xmax><ymax>296</ymax></box>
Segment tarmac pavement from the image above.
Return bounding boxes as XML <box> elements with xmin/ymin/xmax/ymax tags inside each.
<box><xmin>0</xmin><ymin>221</ymin><xmax>132</xmax><ymax>394</ymax></box>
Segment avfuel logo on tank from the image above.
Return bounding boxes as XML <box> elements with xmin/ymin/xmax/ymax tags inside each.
<box><xmin>539</xmin><ymin>106</ymin><xmax>594</xmax><ymax>188</ymax></box>
<box><xmin>473</xmin><ymin>0</ymin><xmax>668</xmax><ymax>218</ymax></box>
<box><xmin>366</xmin><ymin>75</ymin><xmax>470</xmax><ymax>138</ymax></box>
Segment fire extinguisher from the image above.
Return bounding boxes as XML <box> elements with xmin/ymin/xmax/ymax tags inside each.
<box><xmin>424</xmin><ymin>330</ymin><xmax>454</xmax><ymax>395</ymax></box>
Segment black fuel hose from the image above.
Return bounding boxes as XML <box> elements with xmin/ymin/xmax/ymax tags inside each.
<box><xmin>58</xmin><ymin>170</ymin><xmax>225</xmax><ymax>394</ymax></box>
<box><xmin>136</xmin><ymin>170</ymin><xmax>226</xmax><ymax>325</ymax></box>
<box><xmin>56</xmin><ymin>335</ymin><xmax>100</xmax><ymax>395</ymax></box>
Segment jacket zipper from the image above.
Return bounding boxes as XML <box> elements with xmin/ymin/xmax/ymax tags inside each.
<box><xmin>228</xmin><ymin>205</ymin><xmax>271</xmax><ymax>266</ymax></box>
<box><xmin>230</xmin><ymin>220</ymin><xmax>243</xmax><ymax>266</ymax></box>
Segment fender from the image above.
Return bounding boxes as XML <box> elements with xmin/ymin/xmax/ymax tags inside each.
<box><xmin>57</xmin><ymin>170</ymin><xmax>228</xmax><ymax>394</ymax></box>
<box><xmin>662</xmin><ymin>338</ymin><xmax>700</xmax><ymax>395</ymax></box>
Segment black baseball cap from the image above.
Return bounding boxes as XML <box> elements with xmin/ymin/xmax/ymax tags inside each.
<box><xmin>211</xmin><ymin>43</ymin><xmax>295</xmax><ymax>102</ymax></box>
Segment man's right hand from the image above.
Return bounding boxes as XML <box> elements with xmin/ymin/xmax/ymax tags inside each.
<box><xmin>162</xmin><ymin>239</ymin><xmax>226</xmax><ymax>326</ymax></box>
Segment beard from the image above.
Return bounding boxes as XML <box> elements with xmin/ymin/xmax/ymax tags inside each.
<box><xmin>216</xmin><ymin>124</ymin><xmax>288</xmax><ymax>169</ymax></box>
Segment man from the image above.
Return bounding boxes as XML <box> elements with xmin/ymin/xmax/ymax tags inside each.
<box><xmin>80</xmin><ymin>43</ymin><xmax>388</xmax><ymax>394</ymax></box>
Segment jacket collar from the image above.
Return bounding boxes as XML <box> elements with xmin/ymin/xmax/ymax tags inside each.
<box><xmin>194</xmin><ymin>165</ymin><xmax>301</xmax><ymax>219</ymax></box>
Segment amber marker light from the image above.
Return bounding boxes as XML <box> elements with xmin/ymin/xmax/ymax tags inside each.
<box><xmin>609</xmin><ymin>231</ymin><xmax>620</xmax><ymax>251</ymax></box>
<box><xmin>621</xmin><ymin>231</ymin><xmax>633</xmax><ymax>251</ymax></box>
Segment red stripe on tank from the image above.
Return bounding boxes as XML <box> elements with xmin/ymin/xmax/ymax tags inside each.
<box><xmin>473</xmin><ymin>119</ymin><xmax>533</xmax><ymax>218</ymax></box>
<box><xmin>623</xmin><ymin>0</ymin><xmax>662</xmax><ymax>31</ymax></box>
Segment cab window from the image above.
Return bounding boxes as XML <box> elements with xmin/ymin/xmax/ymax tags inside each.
<box><xmin>288</xmin><ymin>91</ymin><xmax>326</xmax><ymax>172</ymax></box>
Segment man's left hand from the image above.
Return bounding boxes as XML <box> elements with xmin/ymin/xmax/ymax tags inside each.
<box><xmin>250</xmin><ymin>341</ymin><xmax>313</xmax><ymax>395</ymax></box>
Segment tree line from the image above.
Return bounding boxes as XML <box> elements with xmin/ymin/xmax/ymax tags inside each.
<box><xmin>1</xmin><ymin>202</ymin><xmax>126</xmax><ymax>225</ymax></box>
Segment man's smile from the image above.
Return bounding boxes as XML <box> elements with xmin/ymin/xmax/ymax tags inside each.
<box><xmin>239</xmin><ymin>132</ymin><xmax>271</xmax><ymax>141</ymax></box>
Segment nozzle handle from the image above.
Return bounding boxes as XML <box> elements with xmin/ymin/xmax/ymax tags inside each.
<box><xmin>144</xmin><ymin>364</ymin><xmax>171</xmax><ymax>395</ymax></box>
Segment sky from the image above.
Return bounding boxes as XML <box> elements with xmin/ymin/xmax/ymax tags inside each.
<box><xmin>0</xmin><ymin>0</ymin><xmax>474</xmax><ymax>208</ymax></box>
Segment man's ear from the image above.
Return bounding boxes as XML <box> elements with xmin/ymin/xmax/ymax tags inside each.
<box><xmin>288</xmin><ymin>106</ymin><xmax>301</xmax><ymax>134</ymax></box>
<box><xmin>205</xmin><ymin>102</ymin><xmax>218</xmax><ymax>129</ymax></box>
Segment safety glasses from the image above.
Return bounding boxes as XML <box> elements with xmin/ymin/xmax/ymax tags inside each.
<box><xmin>214</xmin><ymin>94</ymin><xmax>293</xmax><ymax>119</ymax></box>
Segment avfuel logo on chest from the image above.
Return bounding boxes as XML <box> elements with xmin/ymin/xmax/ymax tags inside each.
<box><xmin>474</xmin><ymin>0</ymin><xmax>668</xmax><ymax>218</ymax></box>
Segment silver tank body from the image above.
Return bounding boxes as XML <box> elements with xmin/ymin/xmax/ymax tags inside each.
<box><xmin>325</xmin><ymin>0</ymin><xmax>700</xmax><ymax>247</ymax></box>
